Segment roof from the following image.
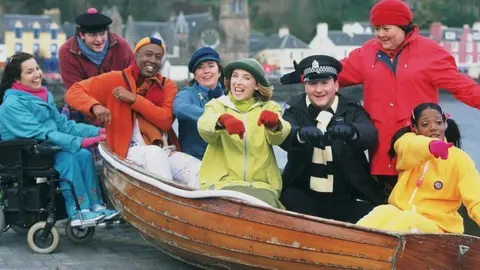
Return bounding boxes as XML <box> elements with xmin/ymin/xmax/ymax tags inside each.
<box><xmin>3</xmin><ymin>14</ymin><xmax>61</xmax><ymax>32</ymax></box>
<box><xmin>263</xmin><ymin>33</ymin><xmax>310</xmax><ymax>50</ymax></box>
<box><xmin>249</xmin><ymin>32</ymin><xmax>268</xmax><ymax>56</ymax></box>
<box><xmin>62</xmin><ymin>22</ymin><xmax>77</xmax><ymax>38</ymax></box>
<box><xmin>126</xmin><ymin>21</ymin><xmax>177</xmax><ymax>54</ymax></box>
<box><xmin>328</xmin><ymin>31</ymin><xmax>374</xmax><ymax>46</ymax></box>
<box><xmin>182</xmin><ymin>12</ymin><xmax>212</xmax><ymax>35</ymax></box>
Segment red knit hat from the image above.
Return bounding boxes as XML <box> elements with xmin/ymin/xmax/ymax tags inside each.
<box><xmin>370</xmin><ymin>0</ymin><xmax>413</xmax><ymax>26</ymax></box>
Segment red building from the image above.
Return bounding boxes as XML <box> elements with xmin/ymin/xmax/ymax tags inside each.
<box><xmin>429</xmin><ymin>22</ymin><xmax>480</xmax><ymax>67</ymax></box>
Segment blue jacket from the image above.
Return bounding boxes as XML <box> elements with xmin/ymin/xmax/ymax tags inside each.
<box><xmin>0</xmin><ymin>89</ymin><xmax>100</xmax><ymax>152</ymax></box>
<box><xmin>173</xmin><ymin>82</ymin><xmax>224</xmax><ymax>160</ymax></box>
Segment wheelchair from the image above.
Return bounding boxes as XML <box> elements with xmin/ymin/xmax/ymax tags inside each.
<box><xmin>0</xmin><ymin>139</ymin><xmax>104</xmax><ymax>253</ymax></box>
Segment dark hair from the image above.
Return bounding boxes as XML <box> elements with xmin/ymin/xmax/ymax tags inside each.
<box><xmin>0</xmin><ymin>52</ymin><xmax>35</xmax><ymax>105</ymax></box>
<box><xmin>188</xmin><ymin>61</ymin><xmax>225</xmax><ymax>88</ymax></box>
<box><xmin>389</xmin><ymin>103</ymin><xmax>462</xmax><ymax>158</ymax></box>
<box><xmin>399</xmin><ymin>22</ymin><xmax>415</xmax><ymax>34</ymax></box>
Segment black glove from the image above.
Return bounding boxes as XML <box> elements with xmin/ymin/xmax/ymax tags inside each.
<box><xmin>327</xmin><ymin>123</ymin><xmax>357</xmax><ymax>141</ymax></box>
<box><xmin>207</xmin><ymin>87</ymin><xmax>224</xmax><ymax>99</ymax></box>
<box><xmin>280</xmin><ymin>60</ymin><xmax>301</xmax><ymax>85</ymax></box>
<box><xmin>298</xmin><ymin>126</ymin><xmax>326</xmax><ymax>148</ymax></box>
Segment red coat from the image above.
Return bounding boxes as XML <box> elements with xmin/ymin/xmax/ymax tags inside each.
<box><xmin>338</xmin><ymin>27</ymin><xmax>480</xmax><ymax>176</ymax></box>
<box><xmin>58</xmin><ymin>32</ymin><xmax>134</xmax><ymax>89</ymax></box>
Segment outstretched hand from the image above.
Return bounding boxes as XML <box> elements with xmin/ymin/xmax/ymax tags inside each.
<box><xmin>218</xmin><ymin>114</ymin><xmax>245</xmax><ymax>139</ymax></box>
<box><xmin>429</xmin><ymin>140</ymin><xmax>453</xmax><ymax>160</ymax></box>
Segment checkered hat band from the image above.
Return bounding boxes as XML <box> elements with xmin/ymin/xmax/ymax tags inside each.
<box><xmin>303</xmin><ymin>66</ymin><xmax>337</xmax><ymax>76</ymax></box>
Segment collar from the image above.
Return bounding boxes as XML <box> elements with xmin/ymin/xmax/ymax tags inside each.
<box><xmin>374</xmin><ymin>26</ymin><xmax>419</xmax><ymax>58</ymax></box>
<box><xmin>69</xmin><ymin>31</ymin><xmax>119</xmax><ymax>55</ymax></box>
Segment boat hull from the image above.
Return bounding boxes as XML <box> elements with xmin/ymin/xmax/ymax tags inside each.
<box><xmin>99</xmin><ymin>145</ymin><xmax>480</xmax><ymax>270</ymax></box>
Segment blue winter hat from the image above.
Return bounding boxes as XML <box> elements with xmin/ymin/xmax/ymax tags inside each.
<box><xmin>188</xmin><ymin>47</ymin><xmax>220</xmax><ymax>73</ymax></box>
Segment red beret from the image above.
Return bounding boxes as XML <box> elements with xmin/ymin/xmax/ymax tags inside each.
<box><xmin>370</xmin><ymin>0</ymin><xmax>413</xmax><ymax>26</ymax></box>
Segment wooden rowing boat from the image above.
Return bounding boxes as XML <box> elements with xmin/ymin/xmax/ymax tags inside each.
<box><xmin>98</xmin><ymin>144</ymin><xmax>480</xmax><ymax>270</ymax></box>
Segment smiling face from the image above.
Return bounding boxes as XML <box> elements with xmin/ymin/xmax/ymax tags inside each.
<box><xmin>414</xmin><ymin>108</ymin><xmax>446</xmax><ymax>141</ymax></box>
<box><xmin>19</xmin><ymin>58</ymin><xmax>43</xmax><ymax>89</ymax></box>
<box><xmin>374</xmin><ymin>25</ymin><xmax>406</xmax><ymax>51</ymax></box>
<box><xmin>79</xmin><ymin>30</ymin><xmax>108</xmax><ymax>52</ymax></box>
<box><xmin>135</xmin><ymin>44</ymin><xmax>163</xmax><ymax>78</ymax></box>
<box><xmin>194</xmin><ymin>60</ymin><xmax>221</xmax><ymax>89</ymax></box>
<box><xmin>304</xmin><ymin>78</ymin><xmax>338</xmax><ymax>110</ymax></box>
<box><xmin>229</xmin><ymin>69</ymin><xmax>257</xmax><ymax>101</ymax></box>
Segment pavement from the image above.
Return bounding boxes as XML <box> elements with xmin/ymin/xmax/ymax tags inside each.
<box><xmin>0</xmin><ymin>221</ymin><xmax>199</xmax><ymax>270</ymax></box>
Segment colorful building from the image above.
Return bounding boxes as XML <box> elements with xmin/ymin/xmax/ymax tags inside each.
<box><xmin>2</xmin><ymin>12</ymin><xmax>66</xmax><ymax>61</ymax></box>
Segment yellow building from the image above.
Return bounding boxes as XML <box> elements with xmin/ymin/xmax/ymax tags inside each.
<box><xmin>3</xmin><ymin>12</ymin><xmax>66</xmax><ymax>59</ymax></box>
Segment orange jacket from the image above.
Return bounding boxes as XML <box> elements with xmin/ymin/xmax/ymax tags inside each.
<box><xmin>65</xmin><ymin>65</ymin><xmax>178</xmax><ymax>158</ymax></box>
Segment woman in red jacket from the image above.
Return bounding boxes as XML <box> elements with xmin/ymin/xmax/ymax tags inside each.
<box><xmin>337</xmin><ymin>0</ymin><xmax>480</xmax><ymax>188</ymax></box>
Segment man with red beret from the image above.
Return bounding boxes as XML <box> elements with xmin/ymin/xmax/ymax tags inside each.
<box><xmin>65</xmin><ymin>37</ymin><xmax>201</xmax><ymax>188</ymax></box>
<box><xmin>59</xmin><ymin>7</ymin><xmax>134</xmax><ymax>163</ymax></box>
<box><xmin>334</xmin><ymin>0</ymin><xmax>480</xmax><ymax>190</ymax></box>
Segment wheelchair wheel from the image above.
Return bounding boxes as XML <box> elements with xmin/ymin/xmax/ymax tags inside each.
<box><xmin>27</xmin><ymin>221</ymin><xmax>60</xmax><ymax>254</ymax></box>
<box><xmin>65</xmin><ymin>219</ymin><xmax>95</xmax><ymax>244</ymax></box>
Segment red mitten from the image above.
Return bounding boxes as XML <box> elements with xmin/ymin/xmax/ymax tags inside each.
<box><xmin>218</xmin><ymin>114</ymin><xmax>245</xmax><ymax>139</ymax></box>
<box><xmin>257</xmin><ymin>110</ymin><xmax>279</xmax><ymax>129</ymax></box>
<box><xmin>429</xmin><ymin>140</ymin><xmax>453</xmax><ymax>160</ymax></box>
<box><xmin>81</xmin><ymin>134</ymin><xmax>106</xmax><ymax>148</ymax></box>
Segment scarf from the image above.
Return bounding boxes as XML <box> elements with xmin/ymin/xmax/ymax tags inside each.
<box><xmin>228</xmin><ymin>91</ymin><xmax>255</xmax><ymax>113</ymax></box>
<box><xmin>11</xmin><ymin>82</ymin><xmax>48</xmax><ymax>102</ymax></box>
<box><xmin>127</xmin><ymin>63</ymin><xmax>174</xmax><ymax>148</ymax></box>
<box><xmin>309</xmin><ymin>95</ymin><xmax>339</xmax><ymax>193</ymax></box>
<box><xmin>194</xmin><ymin>82</ymin><xmax>224</xmax><ymax>101</ymax></box>
<box><xmin>77</xmin><ymin>36</ymin><xmax>109</xmax><ymax>66</ymax></box>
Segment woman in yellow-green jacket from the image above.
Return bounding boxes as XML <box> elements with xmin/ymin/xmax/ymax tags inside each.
<box><xmin>197</xmin><ymin>58</ymin><xmax>291</xmax><ymax>208</ymax></box>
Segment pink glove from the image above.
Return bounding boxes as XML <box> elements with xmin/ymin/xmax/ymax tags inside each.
<box><xmin>99</xmin><ymin>128</ymin><xmax>106</xmax><ymax>135</ymax></box>
<box><xmin>429</xmin><ymin>140</ymin><xmax>453</xmax><ymax>160</ymax></box>
<box><xmin>81</xmin><ymin>134</ymin><xmax>106</xmax><ymax>148</ymax></box>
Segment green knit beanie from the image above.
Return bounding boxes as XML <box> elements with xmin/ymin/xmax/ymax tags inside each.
<box><xmin>224</xmin><ymin>58</ymin><xmax>271</xmax><ymax>88</ymax></box>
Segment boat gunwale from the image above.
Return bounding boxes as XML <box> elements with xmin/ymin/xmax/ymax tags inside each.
<box><xmin>105</xmin><ymin>170</ymin><xmax>397</xmax><ymax>265</ymax></box>
<box><xmin>102</xmin><ymin>157</ymin><xmax>400</xmax><ymax>249</ymax></box>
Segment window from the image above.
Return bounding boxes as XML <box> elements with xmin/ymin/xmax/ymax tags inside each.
<box><xmin>466</xmin><ymin>42</ymin><xmax>473</xmax><ymax>53</ymax></box>
<box><xmin>15</xmin><ymin>43</ymin><xmax>22</xmax><ymax>53</ymax></box>
<box><xmin>452</xmin><ymin>54</ymin><xmax>459</xmax><ymax>64</ymax></box>
<box><xmin>33</xmin><ymin>43</ymin><xmax>39</xmax><ymax>57</ymax></box>
<box><xmin>451</xmin><ymin>42</ymin><xmax>459</xmax><ymax>52</ymax></box>
<box><xmin>33</xmin><ymin>28</ymin><xmax>40</xmax><ymax>39</ymax></box>
<box><xmin>50</xmin><ymin>44</ymin><xmax>58</xmax><ymax>58</ymax></box>
<box><xmin>15</xmin><ymin>27</ymin><xmax>22</xmax><ymax>39</ymax></box>
<box><xmin>232</xmin><ymin>0</ymin><xmax>243</xmax><ymax>13</ymax></box>
<box><xmin>51</xmin><ymin>29</ymin><xmax>58</xmax><ymax>40</ymax></box>
<box><xmin>466</xmin><ymin>54</ymin><xmax>473</xmax><ymax>63</ymax></box>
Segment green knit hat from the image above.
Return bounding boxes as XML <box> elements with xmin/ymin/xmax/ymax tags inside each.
<box><xmin>224</xmin><ymin>58</ymin><xmax>271</xmax><ymax>88</ymax></box>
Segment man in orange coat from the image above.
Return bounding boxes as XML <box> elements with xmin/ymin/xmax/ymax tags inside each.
<box><xmin>65</xmin><ymin>37</ymin><xmax>200</xmax><ymax>188</ymax></box>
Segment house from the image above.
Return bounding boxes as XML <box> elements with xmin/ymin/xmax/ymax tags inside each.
<box><xmin>3</xmin><ymin>9</ymin><xmax>66</xmax><ymax>62</ymax></box>
<box><xmin>429</xmin><ymin>22</ymin><xmax>480</xmax><ymax>67</ymax></box>
<box><xmin>309</xmin><ymin>22</ymin><xmax>431</xmax><ymax>60</ymax></box>
<box><xmin>254</xmin><ymin>27</ymin><xmax>314</xmax><ymax>75</ymax></box>
<box><xmin>309</xmin><ymin>23</ymin><xmax>374</xmax><ymax>60</ymax></box>
<box><xmin>123</xmin><ymin>0</ymin><xmax>250</xmax><ymax>81</ymax></box>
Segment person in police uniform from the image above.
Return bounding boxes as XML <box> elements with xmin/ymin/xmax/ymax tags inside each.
<box><xmin>279</xmin><ymin>55</ymin><xmax>386</xmax><ymax>223</ymax></box>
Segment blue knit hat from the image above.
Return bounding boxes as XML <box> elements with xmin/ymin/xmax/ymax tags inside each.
<box><xmin>188</xmin><ymin>47</ymin><xmax>220</xmax><ymax>73</ymax></box>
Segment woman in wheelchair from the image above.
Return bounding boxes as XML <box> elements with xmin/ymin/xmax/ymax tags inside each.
<box><xmin>0</xmin><ymin>52</ymin><xmax>119</xmax><ymax>226</ymax></box>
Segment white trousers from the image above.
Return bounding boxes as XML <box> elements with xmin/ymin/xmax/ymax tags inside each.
<box><xmin>126</xmin><ymin>145</ymin><xmax>200</xmax><ymax>189</ymax></box>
